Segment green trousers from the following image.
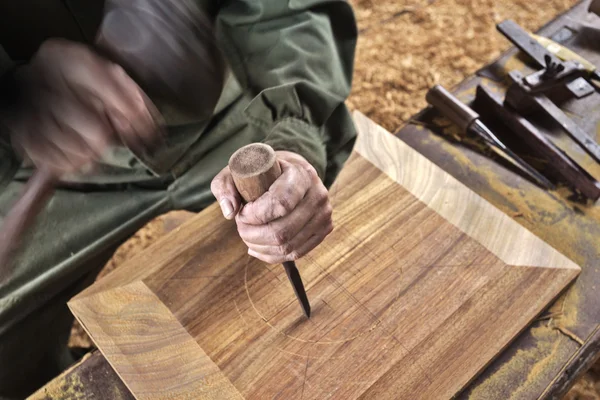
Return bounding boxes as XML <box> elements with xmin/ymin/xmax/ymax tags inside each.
<box><xmin>0</xmin><ymin>92</ymin><xmax>270</xmax><ymax>399</ymax></box>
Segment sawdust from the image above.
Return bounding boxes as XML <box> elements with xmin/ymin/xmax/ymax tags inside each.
<box><xmin>30</xmin><ymin>355</ymin><xmax>89</xmax><ymax>400</ymax></box>
<box><xmin>347</xmin><ymin>0</ymin><xmax>578</xmax><ymax>132</ymax></box>
<box><xmin>468</xmin><ymin>324</ymin><xmax>575</xmax><ymax>400</ymax></box>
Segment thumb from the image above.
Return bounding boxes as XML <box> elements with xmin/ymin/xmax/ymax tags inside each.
<box><xmin>211</xmin><ymin>166</ymin><xmax>242</xmax><ymax>220</ymax></box>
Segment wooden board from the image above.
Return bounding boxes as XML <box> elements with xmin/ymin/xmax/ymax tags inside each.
<box><xmin>68</xmin><ymin>112</ymin><xmax>580</xmax><ymax>400</ymax></box>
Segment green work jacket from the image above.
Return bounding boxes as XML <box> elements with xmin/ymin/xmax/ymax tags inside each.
<box><xmin>0</xmin><ymin>0</ymin><xmax>358</xmax><ymax>188</ymax></box>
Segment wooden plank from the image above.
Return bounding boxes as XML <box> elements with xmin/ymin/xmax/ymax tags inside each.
<box><xmin>70</xmin><ymin>281</ymin><xmax>243</xmax><ymax>400</ymax></box>
<box><xmin>69</xmin><ymin>113</ymin><xmax>580</xmax><ymax>399</ymax></box>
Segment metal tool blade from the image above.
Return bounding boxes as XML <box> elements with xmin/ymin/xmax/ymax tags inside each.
<box><xmin>532</xmin><ymin>95</ymin><xmax>600</xmax><ymax>163</ymax></box>
<box><xmin>283</xmin><ymin>261</ymin><xmax>311</xmax><ymax>318</ymax></box>
<box><xmin>472</xmin><ymin>120</ymin><xmax>555</xmax><ymax>189</ymax></box>
<box><xmin>497</xmin><ymin>20</ymin><xmax>563</xmax><ymax>68</ymax></box>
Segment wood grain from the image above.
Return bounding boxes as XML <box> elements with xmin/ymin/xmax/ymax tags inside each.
<box><xmin>69</xmin><ymin>113</ymin><xmax>580</xmax><ymax>399</ymax></box>
<box><xmin>70</xmin><ymin>281</ymin><xmax>243</xmax><ymax>400</ymax></box>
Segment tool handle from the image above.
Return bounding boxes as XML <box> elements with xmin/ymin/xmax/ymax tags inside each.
<box><xmin>0</xmin><ymin>169</ymin><xmax>56</xmax><ymax>281</ymax></box>
<box><xmin>590</xmin><ymin>0</ymin><xmax>600</xmax><ymax>16</ymax></box>
<box><xmin>228</xmin><ymin>143</ymin><xmax>282</xmax><ymax>202</ymax></box>
<box><xmin>426</xmin><ymin>85</ymin><xmax>479</xmax><ymax>133</ymax></box>
<box><xmin>529</xmin><ymin>33</ymin><xmax>596</xmax><ymax>73</ymax></box>
<box><xmin>497</xmin><ymin>20</ymin><xmax>561</xmax><ymax>69</ymax></box>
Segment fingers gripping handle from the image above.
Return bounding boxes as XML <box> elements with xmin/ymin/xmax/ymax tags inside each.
<box><xmin>426</xmin><ymin>85</ymin><xmax>480</xmax><ymax>133</ymax></box>
<box><xmin>228</xmin><ymin>143</ymin><xmax>281</xmax><ymax>202</ymax></box>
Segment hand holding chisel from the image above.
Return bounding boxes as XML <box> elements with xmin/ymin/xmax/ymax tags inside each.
<box><xmin>212</xmin><ymin>143</ymin><xmax>335</xmax><ymax>318</ymax></box>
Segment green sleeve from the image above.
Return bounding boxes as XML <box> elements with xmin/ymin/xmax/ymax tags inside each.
<box><xmin>215</xmin><ymin>0</ymin><xmax>358</xmax><ymax>183</ymax></box>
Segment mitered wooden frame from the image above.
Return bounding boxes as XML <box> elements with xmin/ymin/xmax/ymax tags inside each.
<box><xmin>69</xmin><ymin>112</ymin><xmax>579</xmax><ymax>400</ymax></box>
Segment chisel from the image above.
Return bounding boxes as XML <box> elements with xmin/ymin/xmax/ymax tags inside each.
<box><xmin>426</xmin><ymin>85</ymin><xmax>554</xmax><ymax>189</ymax></box>
<box><xmin>229</xmin><ymin>143</ymin><xmax>311</xmax><ymax>318</ymax></box>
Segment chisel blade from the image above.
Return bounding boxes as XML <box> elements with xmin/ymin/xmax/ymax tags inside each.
<box><xmin>282</xmin><ymin>261</ymin><xmax>311</xmax><ymax>318</ymax></box>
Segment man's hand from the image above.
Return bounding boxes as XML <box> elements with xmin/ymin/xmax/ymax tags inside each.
<box><xmin>211</xmin><ymin>151</ymin><xmax>333</xmax><ymax>264</ymax></box>
<box><xmin>3</xmin><ymin>39</ymin><xmax>162</xmax><ymax>175</ymax></box>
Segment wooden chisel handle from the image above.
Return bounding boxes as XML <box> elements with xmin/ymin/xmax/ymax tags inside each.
<box><xmin>228</xmin><ymin>143</ymin><xmax>312</xmax><ymax>318</ymax></box>
<box><xmin>228</xmin><ymin>143</ymin><xmax>281</xmax><ymax>202</ymax></box>
<box><xmin>0</xmin><ymin>168</ymin><xmax>56</xmax><ymax>282</ymax></box>
<box><xmin>426</xmin><ymin>85</ymin><xmax>479</xmax><ymax>133</ymax></box>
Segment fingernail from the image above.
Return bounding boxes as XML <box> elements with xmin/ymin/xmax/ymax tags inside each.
<box><xmin>220</xmin><ymin>199</ymin><xmax>234</xmax><ymax>219</ymax></box>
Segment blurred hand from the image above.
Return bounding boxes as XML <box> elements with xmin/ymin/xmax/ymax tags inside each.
<box><xmin>3</xmin><ymin>39</ymin><xmax>162</xmax><ymax>175</ymax></box>
<box><xmin>211</xmin><ymin>151</ymin><xmax>333</xmax><ymax>264</ymax></box>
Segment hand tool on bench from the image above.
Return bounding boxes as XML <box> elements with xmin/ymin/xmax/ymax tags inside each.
<box><xmin>476</xmin><ymin>84</ymin><xmax>600</xmax><ymax>200</ymax></box>
<box><xmin>498</xmin><ymin>19</ymin><xmax>600</xmax><ymax>163</ymax></box>
<box><xmin>497</xmin><ymin>20</ymin><xmax>594</xmax><ymax>96</ymax></box>
<box><xmin>229</xmin><ymin>143</ymin><xmax>311</xmax><ymax>318</ymax></box>
<box><xmin>528</xmin><ymin>32</ymin><xmax>600</xmax><ymax>84</ymax></box>
<box><xmin>426</xmin><ymin>85</ymin><xmax>554</xmax><ymax>189</ymax></box>
<box><xmin>0</xmin><ymin>0</ymin><xmax>225</xmax><ymax>281</ymax></box>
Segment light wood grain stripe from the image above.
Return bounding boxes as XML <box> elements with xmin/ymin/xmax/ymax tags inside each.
<box><xmin>68</xmin><ymin>281</ymin><xmax>243</xmax><ymax>400</ymax></box>
<box><xmin>353</xmin><ymin>111</ymin><xmax>579</xmax><ymax>270</ymax></box>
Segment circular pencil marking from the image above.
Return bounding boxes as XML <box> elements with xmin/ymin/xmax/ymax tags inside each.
<box><xmin>242</xmin><ymin>255</ymin><xmax>392</xmax><ymax>348</ymax></box>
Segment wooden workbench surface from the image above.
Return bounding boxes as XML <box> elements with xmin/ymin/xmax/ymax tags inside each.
<box><xmin>31</xmin><ymin>1</ymin><xmax>600</xmax><ymax>399</ymax></box>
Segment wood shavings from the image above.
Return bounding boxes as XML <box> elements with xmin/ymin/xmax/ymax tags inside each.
<box><xmin>347</xmin><ymin>0</ymin><xmax>578</xmax><ymax>132</ymax></box>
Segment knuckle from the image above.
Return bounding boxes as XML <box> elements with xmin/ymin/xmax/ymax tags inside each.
<box><xmin>273</xmin><ymin>228</ymin><xmax>290</xmax><ymax>246</ymax></box>
<box><xmin>131</xmin><ymin>91</ymin><xmax>147</xmax><ymax>115</ymax></box>
<box><xmin>278</xmin><ymin>242</ymin><xmax>293</xmax><ymax>256</ymax></box>
<box><xmin>317</xmin><ymin>186</ymin><xmax>329</xmax><ymax>203</ymax></box>
<box><xmin>274</xmin><ymin>195</ymin><xmax>294</xmax><ymax>216</ymax></box>
<box><xmin>288</xmin><ymin>250</ymin><xmax>301</xmax><ymax>261</ymax></box>
<box><xmin>210</xmin><ymin>169</ymin><xmax>228</xmax><ymax>194</ymax></box>
<box><xmin>304</xmin><ymin>165</ymin><xmax>319</xmax><ymax>182</ymax></box>
<box><xmin>110</xmin><ymin>63</ymin><xmax>127</xmax><ymax>78</ymax></box>
<box><xmin>253</xmin><ymin>211</ymin><xmax>270</xmax><ymax>225</ymax></box>
<box><xmin>323</xmin><ymin>201</ymin><xmax>333</xmax><ymax>217</ymax></box>
<box><xmin>325</xmin><ymin>221</ymin><xmax>334</xmax><ymax>235</ymax></box>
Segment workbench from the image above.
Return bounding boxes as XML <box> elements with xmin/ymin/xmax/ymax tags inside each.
<box><xmin>30</xmin><ymin>1</ymin><xmax>600</xmax><ymax>399</ymax></box>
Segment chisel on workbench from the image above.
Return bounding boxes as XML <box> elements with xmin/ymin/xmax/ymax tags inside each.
<box><xmin>229</xmin><ymin>143</ymin><xmax>311</xmax><ymax>318</ymax></box>
<box><xmin>497</xmin><ymin>20</ymin><xmax>600</xmax><ymax>163</ymax></box>
<box><xmin>426</xmin><ymin>85</ymin><xmax>554</xmax><ymax>189</ymax></box>
<box><xmin>476</xmin><ymin>84</ymin><xmax>600</xmax><ymax>200</ymax></box>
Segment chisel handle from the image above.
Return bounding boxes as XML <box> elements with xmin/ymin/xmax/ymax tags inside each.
<box><xmin>426</xmin><ymin>84</ymin><xmax>479</xmax><ymax>133</ymax></box>
<box><xmin>590</xmin><ymin>0</ymin><xmax>600</xmax><ymax>17</ymax></box>
<box><xmin>228</xmin><ymin>143</ymin><xmax>281</xmax><ymax>202</ymax></box>
<box><xmin>0</xmin><ymin>168</ymin><xmax>56</xmax><ymax>281</ymax></box>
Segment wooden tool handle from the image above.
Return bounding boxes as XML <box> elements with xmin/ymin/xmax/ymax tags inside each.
<box><xmin>0</xmin><ymin>169</ymin><xmax>56</xmax><ymax>281</ymax></box>
<box><xmin>590</xmin><ymin>0</ymin><xmax>600</xmax><ymax>16</ymax></box>
<box><xmin>228</xmin><ymin>143</ymin><xmax>281</xmax><ymax>202</ymax></box>
<box><xmin>426</xmin><ymin>85</ymin><xmax>479</xmax><ymax>133</ymax></box>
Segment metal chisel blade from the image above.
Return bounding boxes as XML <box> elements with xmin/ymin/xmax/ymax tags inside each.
<box><xmin>472</xmin><ymin>120</ymin><xmax>555</xmax><ymax>190</ymax></box>
<box><xmin>282</xmin><ymin>261</ymin><xmax>311</xmax><ymax>318</ymax></box>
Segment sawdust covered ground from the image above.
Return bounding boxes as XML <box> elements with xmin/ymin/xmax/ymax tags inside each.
<box><xmin>69</xmin><ymin>0</ymin><xmax>600</xmax><ymax>398</ymax></box>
